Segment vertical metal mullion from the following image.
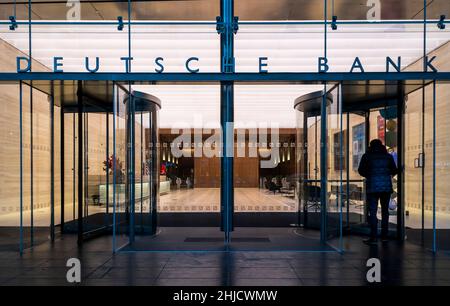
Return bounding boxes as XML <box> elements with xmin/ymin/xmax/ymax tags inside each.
<box><xmin>423</xmin><ymin>0</ymin><xmax>427</xmax><ymax>72</ymax></box>
<box><xmin>140</xmin><ymin>112</ymin><xmax>143</xmax><ymax>232</ymax></box>
<box><xmin>112</xmin><ymin>84</ymin><xmax>117</xmax><ymax>252</ymax></box>
<box><xmin>220</xmin><ymin>0</ymin><xmax>235</xmax><ymax>243</ymax></box>
<box><xmin>128</xmin><ymin>0</ymin><xmax>131</xmax><ymax>72</ymax></box>
<box><xmin>432</xmin><ymin>80</ymin><xmax>436</xmax><ymax>252</ymax></box>
<box><xmin>364</xmin><ymin>111</ymin><xmax>370</xmax><ymax>224</ymax></box>
<box><xmin>106</xmin><ymin>111</ymin><xmax>109</xmax><ymax>216</ymax></box>
<box><xmin>72</xmin><ymin>113</ymin><xmax>75</xmax><ymax>221</ymax></box>
<box><xmin>320</xmin><ymin>2</ymin><xmax>328</xmax><ymax>244</ymax></box>
<box><xmin>320</xmin><ymin>89</ymin><xmax>328</xmax><ymax>243</ymax></box>
<box><xmin>148</xmin><ymin>112</ymin><xmax>152</xmax><ymax>231</ymax></box>
<box><xmin>397</xmin><ymin>83</ymin><xmax>405</xmax><ymax>241</ymax></box>
<box><xmin>50</xmin><ymin>81</ymin><xmax>55</xmax><ymax>242</ymax></box>
<box><xmin>324</xmin><ymin>0</ymin><xmax>327</xmax><ymax>59</ymax></box>
<box><xmin>420</xmin><ymin>0</ymin><xmax>427</xmax><ymax>243</ymax></box>
<box><xmin>346</xmin><ymin>112</ymin><xmax>350</xmax><ymax>229</ymax></box>
<box><xmin>128</xmin><ymin>93</ymin><xmax>135</xmax><ymax>243</ymax></box>
<box><xmin>77</xmin><ymin>81</ymin><xmax>83</xmax><ymax>245</ymax></box>
<box><xmin>30</xmin><ymin>83</ymin><xmax>33</xmax><ymax>247</ymax></box>
<box><xmin>19</xmin><ymin>81</ymin><xmax>24</xmax><ymax>255</ymax></box>
<box><xmin>85</xmin><ymin>114</ymin><xmax>89</xmax><ymax>218</ymax></box>
<box><xmin>314</xmin><ymin>116</ymin><xmax>318</xmax><ymax>183</ymax></box>
<box><xmin>338</xmin><ymin>83</ymin><xmax>344</xmax><ymax>251</ymax></box>
<box><xmin>60</xmin><ymin>90</ymin><xmax>65</xmax><ymax>234</ymax></box>
<box><xmin>301</xmin><ymin>111</ymin><xmax>308</xmax><ymax>228</ymax></box>
<box><xmin>220</xmin><ymin>82</ymin><xmax>234</xmax><ymax>242</ymax></box>
<box><xmin>103</xmin><ymin>83</ymin><xmax>109</xmax><ymax>229</ymax></box>
<box><xmin>28</xmin><ymin>0</ymin><xmax>33</xmax><ymax>249</ymax></box>
<box><xmin>365</xmin><ymin>112</ymin><xmax>370</xmax><ymax>152</ymax></box>
<box><xmin>127</xmin><ymin>1</ymin><xmax>133</xmax><ymax>243</ymax></box>
<box><xmin>150</xmin><ymin>109</ymin><xmax>157</xmax><ymax>234</ymax></box>
<box><xmin>421</xmin><ymin>83</ymin><xmax>426</xmax><ymax>239</ymax></box>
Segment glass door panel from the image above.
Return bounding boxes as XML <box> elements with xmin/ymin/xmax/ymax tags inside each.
<box><xmin>373</xmin><ymin>107</ymin><xmax>400</xmax><ymax>238</ymax></box>
<box><xmin>435</xmin><ymin>81</ymin><xmax>450</xmax><ymax>251</ymax></box>
<box><xmin>81</xmin><ymin>111</ymin><xmax>111</xmax><ymax>237</ymax></box>
<box><xmin>230</xmin><ymin>84</ymin><xmax>324</xmax><ymax>251</ymax></box>
<box><xmin>60</xmin><ymin>83</ymin><xmax>112</xmax><ymax>242</ymax></box>
<box><xmin>406</xmin><ymin>80</ymin><xmax>450</xmax><ymax>251</ymax></box>
<box><xmin>342</xmin><ymin>97</ymin><xmax>401</xmax><ymax>240</ymax></box>
<box><xmin>295</xmin><ymin>83</ymin><xmax>343</xmax><ymax>251</ymax></box>
<box><xmin>325</xmin><ymin>84</ymin><xmax>343</xmax><ymax>247</ymax></box>
<box><xmin>343</xmin><ymin>113</ymin><xmax>366</xmax><ymax>230</ymax></box>
<box><xmin>0</xmin><ymin>82</ymin><xmax>26</xmax><ymax>251</ymax></box>
<box><xmin>404</xmin><ymin>84</ymin><xmax>434</xmax><ymax>249</ymax></box>
<box><xmin>113</xmin><ymin>85</ymin><xmax>225</xmax><ymax>251</ymax></box>
<box><xmin>299</xmin><ymin>114</ymin><xmax>321</xmax><ymax>230</ymax></box>
<box><xmin>132</xmin><ymin>94</ymin><xmax>159</xmax><ymax>237</ymax></box>
<box><xmin>112</xmin><ymin>84</ymin><xmax>129</xmax><ymax>251</ymax></box>
<box><xmin>62</xmin><ymin>113</ymin><xmax>79</xmax><ymax>233</ymax></box>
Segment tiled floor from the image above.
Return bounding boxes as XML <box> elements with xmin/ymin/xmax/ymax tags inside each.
<box><xmin>158</xmin><ymin>188</ymin><xmax>297</xmax><ymax>212</ymax></box>
<box><xmin>1</xmin><ymin>232</ymin><xmax>450</xmax><ymax>286</ymax></box>
<box><xmin>2</xmin><ymin>188</ymin><xmax>448</xmax><ymax>229</ymax></box>
<box><xmin>121</xmin><ymin>227</ymin><xmax>334</xmax><ymax>252</ymax></box>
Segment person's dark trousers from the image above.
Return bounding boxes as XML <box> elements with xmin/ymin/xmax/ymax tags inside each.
<box><xmin>367</xmin><ymin>192</ymin><xmax>391</xmax><ymax>239</ymax></box>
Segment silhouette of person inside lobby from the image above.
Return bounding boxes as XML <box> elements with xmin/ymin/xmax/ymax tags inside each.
<box><xmin>358</xmin><ymin>139</ymin><xmax>398</xmax><ymax>245</ymax></box>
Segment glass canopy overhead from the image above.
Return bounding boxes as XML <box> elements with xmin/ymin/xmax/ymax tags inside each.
<box><xmin>0</xmin><ymin>0</ymin><xmax>448</xmax><ymax>74</ymax></box>
<box><xmin>0</xmin><ymin>0</ymin><xmax>448</xmax><ymax>21</ymax></box>
<box><xmin>0</xmin><ymin>23</ymin><xmax>448</xmax><ymax>73</ymax></box>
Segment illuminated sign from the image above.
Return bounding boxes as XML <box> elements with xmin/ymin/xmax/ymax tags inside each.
<box><xmin>15</xmin><ymin>55</ymin><xmax>438</xmax><ymax>73</ymax></box>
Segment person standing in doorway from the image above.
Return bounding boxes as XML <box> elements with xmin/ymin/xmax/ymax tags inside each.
<box><xmin>358</xmin><ymin>139</ymin><xmax>398</xmax><ymax>245</ymax></box>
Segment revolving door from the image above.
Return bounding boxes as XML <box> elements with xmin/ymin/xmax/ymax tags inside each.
<box><xmin>295</xmin><ymin>84</ymin><xmax>401</xmax><ymax>240</ymax></box>
<box><xmin>295</xmin><ymin>84</ymin><xmax>344</xmax><ymax>244</ymax></box>
<box><xmin>112</xmin><ymin>87</ymin><xmax>161</xmax><ymax>251</ymax></box>
<box><xmin>295</xmin><ymin>82</ymin><xmax>404</xmax><ymax>241</ymax></box>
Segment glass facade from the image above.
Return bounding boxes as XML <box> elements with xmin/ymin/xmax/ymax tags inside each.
<box><xmin>0</xmin><ymin>0</ymin><xmax>449</xmax><ymax>253</ymax></box>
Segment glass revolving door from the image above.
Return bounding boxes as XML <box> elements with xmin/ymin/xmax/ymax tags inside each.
<box><xmin>112</xmin><ymin>88</ymin><xmax>161</xmax><ymax>251</ymax></box>
<box><xmin>295</xmin><ymin>91</ymin><xmax>330</xmax><ymax>231</ymax></box>
<box><xmin>130</xmin><ymin>91</ymin><xmax>161</xmax><ymax>239</ymax></box>
<box><xmin>294</xmin><ymin>86</ymin><xmax>343</xmax><ymax>248</ymax></box>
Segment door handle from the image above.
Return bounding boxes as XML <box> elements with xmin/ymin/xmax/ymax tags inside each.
<box><xmin>414</xmin><ymin>153</ymin><xmax>424</xmax><ymax>168</ymax></box>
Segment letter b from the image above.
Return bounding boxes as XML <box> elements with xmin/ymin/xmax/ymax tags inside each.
<box><xmin>318</xmin><ymin>57</ymin><xmax>329</xmax><ymax>73</ymax></box>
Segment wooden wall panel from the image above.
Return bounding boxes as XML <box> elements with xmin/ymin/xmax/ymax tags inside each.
<box><xmin>193</xmin><ymin>139</ymin><xmax>260</xmax><ymax>188</ymax></box>
<box><xmin>194</xmin><ymin>156</ymin><xmax>220</xmax><ymax>188</ymax></box>
<box><xmin>234</xmin><ymin>156</ymin><xmax>259</xmax><ymax>187</ymax></box>
<box><xmin>193</xmin><ymin>155</ymin><xmax>260</xmax><ymax>188</ymax></box>
<box><xmin>404</xmin><ymin>42</ymin><xmax>450</xmax><ymax>219</ymax></box>
<box><xmin>0</xmin><ymin>83</ymin><xmax>22</xmax><ymax>221</ymax></box>
<box><xmin>0</xmin><ymin>38</ymin><xmax>52</xmax><ymax>225</ymax></box>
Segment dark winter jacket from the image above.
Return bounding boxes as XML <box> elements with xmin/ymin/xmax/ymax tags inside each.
<box><xmin>358</xmin><ymin>146</ymin><xmax>398</xmax><ymax>193</ymax></box>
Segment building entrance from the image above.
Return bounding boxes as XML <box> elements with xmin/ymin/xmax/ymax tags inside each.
<box><xmin>2</xmin><ymin>78</ymin><xmax>449</xmax><ymax>253</ymax></box>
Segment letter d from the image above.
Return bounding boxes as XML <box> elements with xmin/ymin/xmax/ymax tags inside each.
<box><xmin>17</xmin><ymin>57</ymin><xmax>31</xmax><ymax>73</ymax></box>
